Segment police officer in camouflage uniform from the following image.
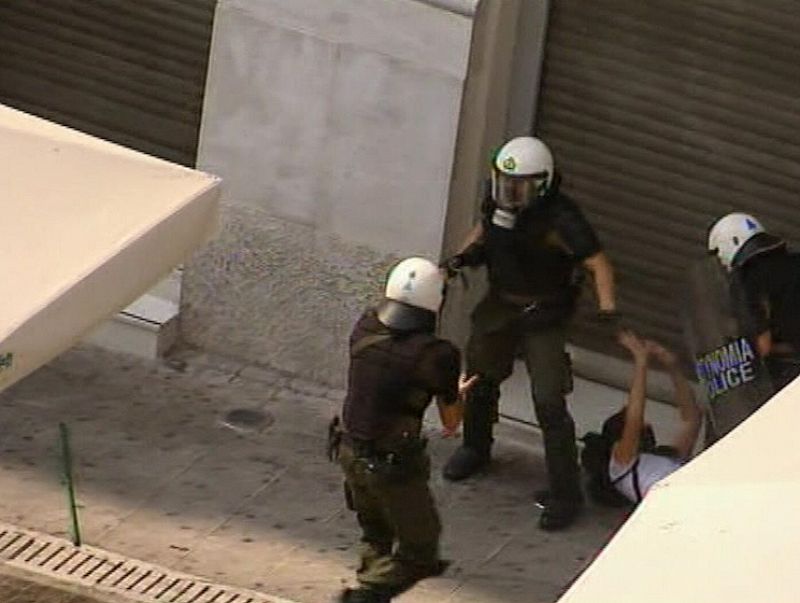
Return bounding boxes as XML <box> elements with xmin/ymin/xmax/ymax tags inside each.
<box><xmin>335</xmin><ymin>257</ymin><xmax>477</xmax><ymax>603</ymax></box>
<box><xmin>441</xmin><ymin>136</ymin><xmax>618</xmax><ymax>531</ymax></box>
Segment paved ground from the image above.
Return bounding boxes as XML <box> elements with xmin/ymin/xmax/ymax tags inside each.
<box><xmin>0</xmin><ymin>344</ymin><xmax>660</xmax><ymax>603</ymax></box>
<box><xmin>0</xmin><ymin>567</ymin><xmax>108</xmax><ymax>603</ymax></box>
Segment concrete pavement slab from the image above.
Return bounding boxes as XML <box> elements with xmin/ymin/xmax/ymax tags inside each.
<box><xmin>0</xmin><ymin>344</ymin><xmax>650</xmax><ymax>603</ymax></box>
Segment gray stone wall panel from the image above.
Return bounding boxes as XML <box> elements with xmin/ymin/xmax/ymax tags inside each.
<box><xmin>181</xmin><ymin>204</ymin><xmax>397</xmax><ymax>387</ymax></box>
<box><xmin>185</xmin><ymin>0</ymin><xmax>473</xmax><ymax>384</ymax></box>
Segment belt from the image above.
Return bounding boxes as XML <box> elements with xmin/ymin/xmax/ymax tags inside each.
<box><xmin>495</xmin><ymin>291</ymin><xmax>569</xmax><ymax>312</ymax></box>
<box><xmin>342</xmin><ymin>432</ymin><xmax>424</xmax><ymax>457</ymax></box>
<box><xmin>342</xmin><ymin>433</ymin><xmax>373</xmax><ymax>448</ymax></box>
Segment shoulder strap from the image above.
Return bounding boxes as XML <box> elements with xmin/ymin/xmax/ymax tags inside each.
<box><xmin>610</xmin><ymin>457</ymin><xmax>643</xmax><ymax>503</ymax></box>
<box><xmin>632</xmin><ymin>459</ymin><xmax>643</xmax><ymax>503</ymax></box>
<box><xmin>351</xmin><ymin>333</ymin><xmax>392</xmax><ymax>357</ymax></box>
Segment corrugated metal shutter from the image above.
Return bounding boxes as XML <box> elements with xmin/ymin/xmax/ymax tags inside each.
<box><xmin>536</xmin><ymin>0</ymin><xmax>800</xmax><ymax>357</ymax></box>
<box><xmin>0</xmin><ymin>0</ymin><xmax>216</xmax><ymax>166</ymax></box>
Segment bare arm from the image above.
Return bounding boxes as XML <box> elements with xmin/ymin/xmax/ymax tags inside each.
<box><xmin>458</xmin><ymin>222</ymin><xmax>484</xmax><ymax>254</ymax></box>
<box><xmin>648</xmin><ymin>342</ymin><xmax>702</xmax><ymax>460</ymax></box>
<box><xmin>756</xmin><ymin>331</ymin><xmax>772</xmax><ymax>357</ymax></box>
<box><xmin>583</xmin><ymin>251</ymin><xmax>616</xmax><ymax>312</ymax></box>
<box><xmin>612</xmin><ymin>331</ymin><xmax>649</xmax><ymax>465</ymax></box>
<box><xmin>668</xmin><ymin>366</ymin><xmax>702</xmax><ymax>460</ymax></box>
<box><xmin>437</xmin><ymin>398</ymin><xmax>463</xmax><ymax>436</ymax></box>
<box><xmin>438</xmin><ymin>374</ymin><xmax>478</xmax><ymax>437</ymax></box>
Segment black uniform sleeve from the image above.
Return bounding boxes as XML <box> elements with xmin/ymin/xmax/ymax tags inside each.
<box><xmin>416</xmin><ymin>341</ymin><xmax>461</xmax><ymax>405</ymax></box>
<box><xmin>443</xmin><ymin>183</ymin><xmax>493</xmax><ymax>270</ymax></box>
<box><xmin>479</xmin><ymin>179</ymin><xmax>496</xmax><ymax>217</ymax></box>
<box><xmin>553</xmin><ymin>195</ymin><xmax>603</xmax><ymax>261</ymax></box>
<box><xmin>738</xmin><ymin>263</ymin><xmax>771</xmax><ymax>336</ymax></box>
<box><xmin>457</xmin><ymin>240</ymin><xmax>487</xmax><ymax>267</ymax></box>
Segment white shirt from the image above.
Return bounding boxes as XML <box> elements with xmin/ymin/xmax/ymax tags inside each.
<box><xmin>608</xmin><ymin>453</ymin><xmax>682</xmax><ymax>503</ymax></box>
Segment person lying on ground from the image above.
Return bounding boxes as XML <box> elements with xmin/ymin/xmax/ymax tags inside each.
<box><xmin>602</xmin><ymin>331</ymin><xmax>703</xmax><ymax>504</ymax></box>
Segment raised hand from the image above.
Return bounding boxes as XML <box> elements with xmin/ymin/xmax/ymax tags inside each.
<box><xmin>646</xmin><ymin>340</ymin><xmax>678</xmax><ymax>368</ymax></box>
<box><xmin>457</xmin><ymin>373</ymin><xmax>479</xmax><ymax>401</ymax></box>
<box><xmin>617</xmin><ymin>329</ymin><xmax>648</xmax><ymax>363</ymax></box>
<box><xmin>439</xmin><ymin>374</ymin><xmax>479</xmax><ymax>438</ymax></box>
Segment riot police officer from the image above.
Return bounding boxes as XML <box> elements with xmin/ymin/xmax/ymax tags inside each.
<box><xmin>708</xmin><ymin>212</ymin><xmax>800</xmax><ymax>391</ymax></box>
<box><xmin>335</xmin><ymin>257</ymin><xmax>476</xmax><ymax>603</ymax></box>
<box><xmin>441</xmin><ymin>136</ymin><xmax>617</xmax><ymax>531</ymax></box>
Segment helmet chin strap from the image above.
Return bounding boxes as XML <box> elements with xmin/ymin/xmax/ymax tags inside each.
<box><xmin>491</xmin><ymin>209</ymin><xmax>517</xmax><ymax>229</ymax></box>
<box><xmin>376</xmin><ymin>299</ymin><xmax>436</xmax><ymax>332</ymax></box>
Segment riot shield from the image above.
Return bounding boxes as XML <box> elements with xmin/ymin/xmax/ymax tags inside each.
<box><xmin>682</xmin><ymin>257</ymin><xmax>773</xmax><ymax>444</ymax></box>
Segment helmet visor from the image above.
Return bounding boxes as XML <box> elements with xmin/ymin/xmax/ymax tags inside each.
<box><xmin>493</xmin><ymin>170</ymin><xmax>548</xmax><ymax>210</ymax></box>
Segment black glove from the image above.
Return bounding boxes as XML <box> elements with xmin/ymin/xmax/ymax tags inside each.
<box><xmin>439</xmin><ymin>255</ymin><xmax>464</xmax><ymax>279</ymax></box>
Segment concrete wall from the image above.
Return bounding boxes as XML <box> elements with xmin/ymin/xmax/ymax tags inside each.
<box><xmin>181</xmin><ymin>0</ymin><xmax>475</xmax><ymax>385</ymax></box>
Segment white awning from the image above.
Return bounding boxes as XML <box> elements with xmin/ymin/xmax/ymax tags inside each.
<box><xmin>558</xmin><ymin>375</ymin><xmax>800</xmax><ymax>603</ymax></box>
<box><xmin>0</xmin><ymin>105</ymin><xmax>220</xmax><ymax>393</ymax></box>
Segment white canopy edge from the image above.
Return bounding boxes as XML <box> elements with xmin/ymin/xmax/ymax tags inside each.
<box><xmin>0</xmin><ymin>105</ymin><xmax>220</xmax><ymax>392</ymax></box>
<box><xmin>558</xmin><ymin>375</ymin><xmax>800</xmax><ymax>603</ymax></box>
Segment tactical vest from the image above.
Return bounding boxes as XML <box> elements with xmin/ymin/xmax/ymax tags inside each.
<box><xmin>342</xmin><ymin>312</ymin><xmax>438</xmax><ymax>443</ymax></box>
<box><xmin>483</xmin><ymin>204</ymin><xmax>580</xmax><ymax>299</ymax></box>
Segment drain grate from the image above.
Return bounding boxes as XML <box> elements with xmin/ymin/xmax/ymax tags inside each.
<box><xmin>0</xmin><ymin>523</ymin><xmax>295</xmax><ymax>603</ymax></box>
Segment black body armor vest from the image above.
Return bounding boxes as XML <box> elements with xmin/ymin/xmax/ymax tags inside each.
<box><xmin>342</xmin><ymin>311</ymin><xmax>438</xmax><ymax>442</ymax></box>
<box><xmin>483</xmin><ymin>204</ymin><xmax>580</xmax><ymax>300</ymax></box>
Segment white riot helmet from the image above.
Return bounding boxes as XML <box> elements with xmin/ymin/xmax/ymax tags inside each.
<box><xmin>377</xmin><ymin>257</ymin><xmax>445</xmax><ymax>331</ymax></box>
<box><xmin>707</xmin><ymin>212</ymin><xmax>785</xmax><ymax>271</ymax></box>
<box><xmin>491</xmin><ymin>136</ymin><xmax>555</xmax><ymax>211</ymax></box>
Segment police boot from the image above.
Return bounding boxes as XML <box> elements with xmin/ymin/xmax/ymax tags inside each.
<box><xmin>535</xmin><ymin>487</ymin><xmax>585</xmax><ymax>530</ymax></box>
<box><xmin>443</xmin><ymin>381</ymin><xmax>499</xmax><ymax>481</ymax></box>
<box><xmin>538</xmin><ymin>498</ymin><xmax>582</xmax><ymax>531</ymax></box>
<box><xmin>537</xmin><ymin>409</ymin><xmax>583</xmax><ymax>531</ymax></box>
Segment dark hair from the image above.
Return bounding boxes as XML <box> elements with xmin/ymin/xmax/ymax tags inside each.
<box><xmin>601</xmin><ymin>408</ymin><xmax>656</xmax><ymax>452</ymax></box>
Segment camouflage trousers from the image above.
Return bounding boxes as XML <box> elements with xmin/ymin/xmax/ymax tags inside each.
<box><xmin>463</xmin><ymin>293</ymin><xmax>581</xmax><ymax>503</ymax></box>
<box><xmin>339</xmin><ymin>442</ymin><xmax>446</xmax><ymax>597</ymax></box>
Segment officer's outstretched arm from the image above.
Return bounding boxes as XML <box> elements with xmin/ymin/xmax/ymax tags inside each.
<box><xmin>438</xmin><ymin>374</ymin><xmax>478</xmax><ymax>437</ymax></box>
<box><xmin>583</xmin><ymin>251</ymin><xmax>616</xmax><ymax>313</ymax></box>
<box><xmin>440</xmin><ymin>223</ymin><xmax>486</xmax><ymax>277</ymax></box>
<box><xmin>438</xmin><ymin>399</ymin><xmax>463</xmax><ymax>437</ymax></box>
<box><xmin>456</xmin><ymin>223</ymin><xmax>484</xmax><ymax>254</ymax></box>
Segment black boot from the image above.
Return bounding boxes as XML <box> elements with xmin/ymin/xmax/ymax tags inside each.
<box><xmin>538</xmin><ymin>495</ymin><xmax>583</xmax><ymax>531</ymax></box>
<box><xmin>534</xmin><ymin>489</ymin><xmax>552</xmax><ymax>507</ymax></box>
<box><xmin>443</xmin><ymin>381</ymin><xmax>499</xmax><ymax>481</ymax></box>
<box><xmin>443</xmin><ymin>446</ymin><xmax>488</xmax><ymax>481</ymax></box>
<box><xmin>537</xmin><ymin>405</ymin><xmax>583</xmax><ymax>530</ymax></box>
<box><xmin>536</xmin><ymin>490</ymin><xmax>583</xmax><ymax>531</ymax></box>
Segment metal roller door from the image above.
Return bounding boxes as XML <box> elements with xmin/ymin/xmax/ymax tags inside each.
<box><xmin>536</xmin><ymin>0</ymin><xmax>800</xmax><ymax>357</ymax></box>
<box><xmin>0</xmin><ymin>0</ymin><xmax>216</xmax><ymax>166</ymax></box>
